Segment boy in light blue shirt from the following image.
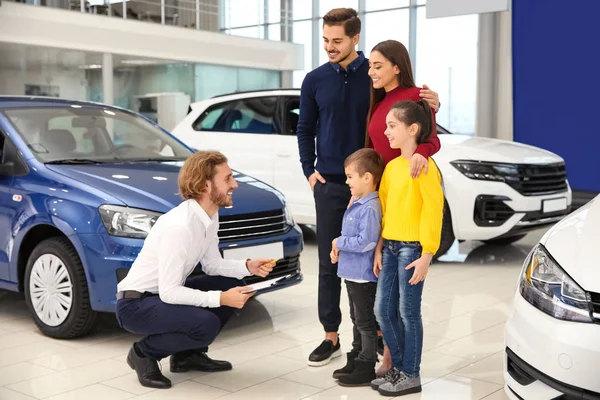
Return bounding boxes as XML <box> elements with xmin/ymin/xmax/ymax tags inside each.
<box><xmin>330</xmin><ymin>148</ymin><xmax>384</xmax><ymax>387</ymax></box>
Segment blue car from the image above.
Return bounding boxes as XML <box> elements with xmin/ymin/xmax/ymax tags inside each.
<box><xmin>0</xmin><ymin>96</ymin><xmax>303</xmax><ymax>339</ymax></box>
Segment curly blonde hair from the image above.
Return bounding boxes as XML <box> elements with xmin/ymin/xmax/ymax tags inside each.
<box><xmin>178</xmin><ymin>151</ymin><xmax>228</xmax><ymax>200</ymax></box>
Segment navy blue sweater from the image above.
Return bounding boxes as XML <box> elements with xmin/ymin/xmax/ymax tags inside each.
<box><xmin>296</xmin><ymin>52</ymin><xmax>371</xmax><ymax>183</ymax></box>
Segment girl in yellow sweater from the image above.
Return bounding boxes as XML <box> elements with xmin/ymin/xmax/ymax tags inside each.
<box><xmin>370</xmin><ymin>100</ymin><xmax>444</xmax><ymax>397</ymax></box>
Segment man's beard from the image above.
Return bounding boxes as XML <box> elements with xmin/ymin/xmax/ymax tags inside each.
<box><xmin>210</xmin><ymin>189</ymin><xmax>232</xmax><ymax>207</ymax></box>
<box><xmin>332</xmin><ymin>48</ymin><xmax>352</xmax><ymax>65</ymax></box>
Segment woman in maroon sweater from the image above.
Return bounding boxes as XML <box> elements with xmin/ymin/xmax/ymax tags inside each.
<box><xmin>366</xmin><ymin>40</ymin><xmax>440</xmax><ymax>178</ymax></box>
<box><xmin>366</xmin><ymin>40</ymin><xmax>441</xmax><ymax>377</ymax></box>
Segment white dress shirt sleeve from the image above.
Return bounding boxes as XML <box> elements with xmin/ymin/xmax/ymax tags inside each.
<box><xmin>200</xmin><ymin>233</ymin><xmax>252</xmax><ymax>280</ymax></box>
<box><xmin>157</xmin><ymin>224</ymin><xmax>223</xmax><ymax>308</ymax></box>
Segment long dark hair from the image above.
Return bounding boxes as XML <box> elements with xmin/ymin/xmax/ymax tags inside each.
<box><xmin>389</xmin><ymin>100</ymin><xmax>433</xmax><ymax>145</ymax></box>
<box><xmin>365</xmin><ymin>40</ymin><xmax>416</xmax><ymax>147</ymax></box>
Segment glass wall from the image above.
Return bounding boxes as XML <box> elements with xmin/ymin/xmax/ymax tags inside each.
<box><xmin>220</xmin><ymin>0</ymin><xmax>480</xmax><ymax>135</ymax></box>
<box><xmin>0</xmin><ymin>44</ymin><xmax>95</xmax><ymax>102</ymax></box>
<box><xmin>415</xmin><ymin>9</ymin><xmax>478</xmax><ymax>135</ymax></box>
<box><xmin>0</xmin><ymin>43</ymin><xmax>281</xmax><ymax>113</ymax></box>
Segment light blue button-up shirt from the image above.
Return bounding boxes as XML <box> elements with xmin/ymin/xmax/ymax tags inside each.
<box><xmin>337</xmin><ymin>191</ymin><xmax>382</xmax><ymax>283</ymax></box>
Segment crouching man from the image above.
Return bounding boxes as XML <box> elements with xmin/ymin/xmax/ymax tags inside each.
<box><xmin>115</xmin><ymin>151</ymin><xmax>276</xmax><ymax>389</ymax></box>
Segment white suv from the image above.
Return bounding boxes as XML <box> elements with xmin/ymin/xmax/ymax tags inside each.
<box><xmin>172</xmin><ymin>89</ymin><xmax>573</xmax><ymax>258</ymax></box>
<box><xmin>504</xmin><ymin>194</ymin><xmax>600</xmax><ymax>399</ymax></box>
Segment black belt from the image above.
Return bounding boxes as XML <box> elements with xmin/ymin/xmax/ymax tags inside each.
<box><xmin>116</xmin><ymin>290</ymin><xmax>157</xmax><ymax>300</ymax></box>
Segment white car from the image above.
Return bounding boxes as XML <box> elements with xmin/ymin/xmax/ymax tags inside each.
<box><xmin>172</xmin><ymin>89</ymin><xmax>573</xmax><ymax>258</ymax></box>
<box><xmin>503</xmin><ymin>195</ymin><xmax>600</xmax><ymax>399</ymax></box>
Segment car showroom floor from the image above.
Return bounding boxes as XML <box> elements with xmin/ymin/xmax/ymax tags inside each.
<box><xmin>0</xmin><ymin>227</ymin><xmax>547</xmax><ymax>400</ymax></box>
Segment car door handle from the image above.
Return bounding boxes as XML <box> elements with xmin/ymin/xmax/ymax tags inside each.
<box><xmin>277</xmin><ymin>153</ymin><xmax>291</xmax><ymax>158</ymax></box>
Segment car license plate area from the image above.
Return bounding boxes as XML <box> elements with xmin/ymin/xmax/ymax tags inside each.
<box><xmin>222</xmin><ymin>242</ymin><xmax>284</xmax><ymax>260</ymax></box>
<box><xmin>542</xmin><ymin>197</ymin><xmax>567</xmax><ymax>214</ymax></box>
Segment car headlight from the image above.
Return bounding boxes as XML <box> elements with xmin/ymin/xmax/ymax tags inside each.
<box><xmin>519</xmin><ymin>244</ymin><xmax>592</xmax><ymax>323</ymax></box>
<box><xmin>450</xmin><ymin>160</ymin><xmax>520</xmax><ymax>182</ymax></box>
<box><xmin>99</xmin><ymin>205</ymin><xmax>162</xmax><ymax>239</ymax></box>
<box><xmin>284</xmin><ymin>204</ymin><xmax>294</xmax><ymax>226</ymax></box>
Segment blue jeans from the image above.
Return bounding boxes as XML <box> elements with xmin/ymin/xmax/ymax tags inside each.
<box><xmin>374</xmin><ymin>240</ymin><xmax>425</xmax><ymax>378</ymax></box>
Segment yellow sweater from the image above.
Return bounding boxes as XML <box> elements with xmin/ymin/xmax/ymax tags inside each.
<box><xmin>379</xmin><ymin>156</ymin><xmax>445</xmax><ymax>255</ymax></box>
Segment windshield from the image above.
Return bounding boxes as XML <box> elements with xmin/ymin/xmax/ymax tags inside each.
<box><xmin>3</xmin><ymin>106</ymin><xmax>193</xmax><ymax>163</ymax></box>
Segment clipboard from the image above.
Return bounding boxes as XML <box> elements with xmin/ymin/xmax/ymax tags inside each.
<box><xmin>241</xmin><ymin>273</ymin><xmax>296</xmax><ymax>294</ymax></box>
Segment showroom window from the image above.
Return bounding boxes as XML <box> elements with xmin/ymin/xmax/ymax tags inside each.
<box><xmin>415</xmin><ymin>7</ymin><xmax>478</xmax><ymax>135</ymax></box>
<box><xmin>192</xmin><ymin>96</ymin><xmax>277</xmax><ymax>134</ymax></box>
<box><xmin>221</xmin><ymin>0</ymin><xmax>479</xmax><ymax>136</ymax></box>
<box><xmin>363</xmin><ymin>8</ymin><xmax>410</xmax><ymax>56</ymax></box>
<box><xmin>292</xmin><ymin>20</ymin><xmax>313</xmax><ymax>88</ymax></box>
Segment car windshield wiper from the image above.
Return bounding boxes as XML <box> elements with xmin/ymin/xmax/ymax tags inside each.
<box><xmin>45</xmin><ymin>159</ymin><xmax>110</xmax><ymax>165</ymax></box>
<box><xmin>124</xmin><ymin>157</ymin><xmax>186</xmax><ymax>163</ymax></box>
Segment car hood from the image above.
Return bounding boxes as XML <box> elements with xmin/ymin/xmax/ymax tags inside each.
<box><xmin>45</xmin><ymin>162</ymin><xmax>286</xmax><ymax>215</ymax></box>
<box><xmin>438</xmin><ymin>135</ymin><xmax>564</xmax><ymax>164</ymax></box>
<box><xmin>540</xmin><ymin>195</ymin><xmax>600</xmax><ymax>292</ymax></box>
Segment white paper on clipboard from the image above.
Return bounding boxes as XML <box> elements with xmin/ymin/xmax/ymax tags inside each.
<box><xmin>241</xmin><ymin>274</ymin><xmax>294</xmax><ymax>294</ymax></box>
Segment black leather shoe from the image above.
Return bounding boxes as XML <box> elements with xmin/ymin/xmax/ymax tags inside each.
<box><xmin>170</xmin><ymin>350</ymin><xmax>233</xmax><ymax>373</ymax></box>
<box><xmin>308</xmin><ymin>338</ymin><xmax>341</xmax><ymax>367</ymax></box>
<box><xmin>126</xmin><ymin>345</ymin><xmax>171</xmax><ymax>389</ymax></box>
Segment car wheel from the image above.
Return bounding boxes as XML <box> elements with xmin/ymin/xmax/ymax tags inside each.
<box><xmin>482</xmin><ymin>234</ymin><xmax>527</xmax><ymax>246</ymax></box>
<box><xmin>434</xmin><ymin>201</ymin><xmax>455</xmax><ymax>260</ymax></box>
<box><xmin>24</xmin><ymin>237</ymin><xmax>98</xmax><ymax>339</ymax></box>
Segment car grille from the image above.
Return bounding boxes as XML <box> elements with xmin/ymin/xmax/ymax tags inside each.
<box><xmin>185</xmin><ymin>254</ymin><xmax>301</xmax><ymax>284</ymax></box>
<box><xmin>218</xmin><ymin>209</ymin><xmax>288</xmax><ymax>241</ymax></box>
<box><xmin>244</xmin><ymin>254</ymin><xmax>300</xmax><ymax>284</ymax></box>
<box><xmin>474</xmin><ymin>195</ymin><xmax>514</xmax><ymax>227</ymax></box>
<box><xmin>506</xmin><ymin>163</ymin><xmax>568</xmax><ymax>196</ymax></box>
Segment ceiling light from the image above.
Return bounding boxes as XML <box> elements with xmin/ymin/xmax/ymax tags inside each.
<box><xmin>78</xmin><ymin>64</ymin><xmax>102</xmax><ymax>70</ymax></box>
<box><xmin>120</xmin><ymin>60</ymin><xmax>158</xmax><ymax>66</ymax></box>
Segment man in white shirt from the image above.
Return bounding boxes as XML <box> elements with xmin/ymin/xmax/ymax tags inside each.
<box><xmin>116</xmin><ymin>151</ymin><xmax>277</xmax><ymax>389</ymax></box>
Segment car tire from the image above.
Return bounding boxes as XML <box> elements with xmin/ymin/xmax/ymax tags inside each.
<box><xmin>482</xmin><ymin>234</ymin><xmax>527</xmax><ymax>246</ymax></box>
<box><xmin>24</xmin><ymin>237</ymin><xmax>98</xmax><ymax>339</ymax></box>
<box><xmin>434</xmin><ymin>201</ymin><xmax>455</xmax><ymax>260</ymax></box>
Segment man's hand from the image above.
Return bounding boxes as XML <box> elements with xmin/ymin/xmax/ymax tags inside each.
<box><xmin>308</xmin><ymin>171</ymin><xmax>326</xmax><ymax>191</ymax></box>
<box><xmin>419</xmin><ymin>84</ymin><xmax>440</xmax><ymax>112</ymax></box>
<box><xmin>220</xmin><ymin>287</ymin><xmax>254</xmax><ymax>309</ymax></box>
<box><xmin>409</xmin><ymin>153</ymin><xmax>428</xmax><ymax>178</ymax></box>
<box><xmin>405</xmin><ymin>253</ymin><xmax>433</xmax><ymax>285</ymax></box>
<box><xmin>246</xmin><ymin>258</ymin><xmax>276</xmax><ymax>278</ymax></box>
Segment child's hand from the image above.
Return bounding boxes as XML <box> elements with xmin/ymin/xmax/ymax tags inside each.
<box><xmin>405</xmin><ymin>254</ymin><xmax>432</xmax><ymax>285</ymax></box>
<box><xmin>373</xmin><ymin>249</ymin><xmax>383</xmax><ymax>278</ymax></box>
<box><xmin>331</xmin><ymin>237</ymin><xmax>339</xmax><ymax>251</ymax></box>
<box><xmin>330</xmin><ymin>248</ymin><xmax>339</xmax><ymax>264</ymax></box>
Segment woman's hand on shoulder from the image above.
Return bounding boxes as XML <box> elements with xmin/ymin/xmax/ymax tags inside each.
<box><xmin>410</xmin><ymin>153</ymin><xmax>428</xmax><ymax>178</ymax></box>
<box><xmin>419</xmin><ymin>84</ymin><xmax>440</xmax><ymax>111</ymax></box>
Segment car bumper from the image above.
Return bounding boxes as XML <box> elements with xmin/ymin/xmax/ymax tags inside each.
<box><xmin>78</xmin><ymin>224</ymin><xmax>304</xmax><ymax>312</ymax></box>
<box><xmin>444</xmin><ymin>174</ymin><xmax>572</xmax><ymax>240</ymax></box>
<box><xmin>504</xmin><ymin>293</ymin><xmax>600</xmax><ymax>399</ymax></box>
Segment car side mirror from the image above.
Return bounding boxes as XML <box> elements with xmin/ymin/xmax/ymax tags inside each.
<box><xmin>0</xmin><ymin>161</ymin><xmax>15</xmax><ymax>175</ymax></box>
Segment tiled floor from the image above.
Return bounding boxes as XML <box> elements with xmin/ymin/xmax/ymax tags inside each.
<box><xmin>0</xmin><ymin>227</ymin><xmax>549</xmax><ymax>400</ymax></box>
